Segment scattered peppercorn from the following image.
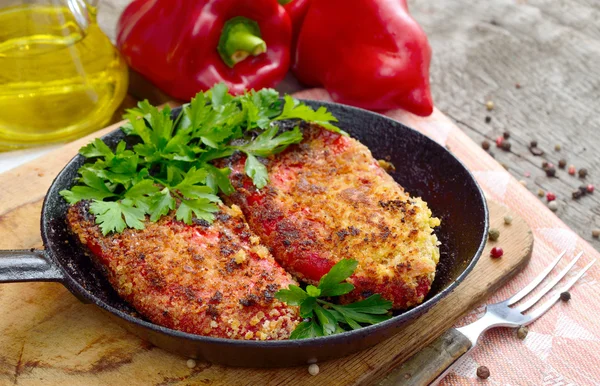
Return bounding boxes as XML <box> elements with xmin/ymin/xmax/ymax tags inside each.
<box><xmin>592</xmin><ymin>228</ymin><xmax>600</xmax><ymax>238</ymax></box>
<box><xmin>488</xmin><ymin>228</ymin><xmax>500</xmax><ymax>241</ymax></box>
<box><xmin>530</xmin><ymin>147</ymin><xmax>544</xmax><ymax>156</ymax></box>
<box><xmin>568</xmin><ymin>165</ymin><xmax>576</xmax><ymax>175</ymax></box>
<box><xmin>515</xmin><ymin>83</ymin><xmax>521</xmax><ymax>89</ymax></box>
<box><xmin>579</xmin><ymin>185</ymin><xmax>588</xmax><ymax>196</ymax></box>
<box><xmin>579</xmin><ymin>168</ymin><xmax>588</xmax><ymax>178</ymax></box>
<box><xmin>546</xmin><ymin>192</ymin><xmax>556</xmax><ymax>201</ymax></box>
<box><xmin>501</xmin><ymin>141</ymin><xmax>512</xmax><ymax>151</ymax></box>
<box><xmin>503</xmin><ymin>131</ymin><xmax>510</xmax><ymax>139</ymax></box>
<box><xmin>558</xmin><ymin>159</ymin><xmax>567</xmax><ymax>169</ymax></box>
<box><xmin>501</xmin><ymin>163</ymin><xmax>509</xmax><ymax>170</ymax></box>
<box><xmin>524</xmin><ymin>171</ymin><xmax>531</xmax><ymax>177</ymax></box>
<box><xmin>530</xmin><ymin>140</ymin><xmax>537</xmax><ymax>148</ymax></box>
<box><xmin>486</xmin><ymin>100</ymin><xmax>494</xmax><ymax>111</ymax></box>
<box><xmin>504</xmin><ymin>215</ymin><xmax>513</xmax><ymax>225</ymax></box>
<box><xmin>554</xmin><ymin>144</ymin><xmax>562</xmax><ymax>151</ymax></box>
<box><xmin>542</xmin><ymin>161</ymin><xmax>549</xmax><ymax>168</ymax></box>
<box><xmin>560</xmin><ymin>291</ymin><xmax>571</xmax><ymax>302</ymax></box>
<box><xmin>572</xmin><ymin>190</ymin><xmax>583</xmax><ymax>200</ymax></box>
<box><xmin>587</xmin><ymin>184</ymin><xmax>595</xmax><ymax>193</ymax></box>
<box><xmin>517</xmin><ymin>326</ymin><xmax>528</xmax><ymax>340</ymax></box>
<box><xmin>186</xmin><ymin>359</ymin><xmax>197</xmax><ymax>369</ymax></box>
<box><xmin>548</xmin><ymin>201</ymin><xmax>558</xmax><ymax>212</ymax></box>
<box><xmin>545</xmin><ymin>166</ymin><xmax>556</xmax><ymax>177</ymax></box>
<box><xmin>485</xmin><ymin>116</ymin><xmax>492</xmax><ymax>124</ymax></box>
<box><xmin>477</xmin><ymin>366</ymin><xmax>491</xmax><ymax>379</ymax></box>
<box><xmin>490</xmin><ymin>247</ymin><xmax>504</xmax><ymax>258</ymax></box>
<box><xmin>538</xmin><ymin>189</ymin><xmax>545</xmax><ymax>197</ymax></box>
<box><xmin>308</xmin><ymin>364</ymin><xmax>320</xmax><ymax>376</ymax></box>
<box><xmin>496</xmin><ymin>136</ymin><xmax>504</xmax><ymax>147</ymax></box>
<box><xmin>519</xmin><ymin>179</ymin><xmax>527</xmax><ymax>187</ymax></box>
<box><xmin>482</xmin><ymin>140</ymin><xmax>491</xmax><ymax>150</ymax></box>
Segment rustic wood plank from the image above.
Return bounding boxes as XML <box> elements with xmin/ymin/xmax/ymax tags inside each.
<box><xmin>409</xmin><ymin>0</ymin><xmax>600</xmax><ymax>246</ymax></box>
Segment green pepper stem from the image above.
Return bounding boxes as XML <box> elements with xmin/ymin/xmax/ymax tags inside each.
<box><xmin>278</xmin><ymin>0</ymin><xmax>294</xmax><ymax>5</ymax></box>
<box><xmin>218</xmin><ymin>16</ymin><xmax>267</xmax><ymax>68</ymax></box>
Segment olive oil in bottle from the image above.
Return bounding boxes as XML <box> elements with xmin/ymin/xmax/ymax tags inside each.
<box><xmin>0</xmin><ymin>1</ymin><xmax>128</xmax><ymax>149</ymax></box>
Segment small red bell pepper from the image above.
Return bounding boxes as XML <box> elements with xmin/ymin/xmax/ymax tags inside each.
<box><xmin>117</xmin><ymin>0</ymin><xmax>292</xmax><ymax>99</ymax></box>
<box><xmin>292</xmin><ymin>0</ymin><xmax>434</xmax><ymax>116</ymax></box>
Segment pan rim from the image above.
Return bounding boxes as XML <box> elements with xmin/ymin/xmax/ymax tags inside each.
<box><xmin>41</xmin><ymin>99</ymin><xmax>489</xmax><ymax>348</ymax></box>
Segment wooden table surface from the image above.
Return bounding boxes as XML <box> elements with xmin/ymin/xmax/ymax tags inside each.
<box><xmin>98</xmin><ymin>0</ymin><xmax>600</xmax><ymax>247</ymax></box>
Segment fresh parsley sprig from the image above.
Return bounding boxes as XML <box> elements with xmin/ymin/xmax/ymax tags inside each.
<box><xmin>275</xmin><ymin>260</ymin><xmax>393</xmax><ymax>339</ymax></box>
<box><xmin>60</xmin><ymin>84</ymin><xmax>343</xmax><ymax>235</ymax></box>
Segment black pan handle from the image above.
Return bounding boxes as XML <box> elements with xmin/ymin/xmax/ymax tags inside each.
<box><xmin>0</xmin><ymin>249</ymin><xmax>64</xmax><ymax>283</ymax></box>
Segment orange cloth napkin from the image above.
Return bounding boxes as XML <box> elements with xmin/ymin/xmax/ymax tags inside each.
<box><xmin>294</xmin><ymin>89</ymin><xmax>600</xmax><ymax>385</ymax></box>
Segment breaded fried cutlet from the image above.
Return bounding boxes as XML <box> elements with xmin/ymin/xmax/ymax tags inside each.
<box><xmin>222</xmin><ymin>125</ymin><xmax>441</xmax><ymax>310</ymax></box>
<box><xmin>66</xmin><ymin>202</ymin><xmax>301</xmax><ymax>340</ymax></box>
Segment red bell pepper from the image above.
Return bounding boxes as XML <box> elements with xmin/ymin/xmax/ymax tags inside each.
<box><xmin>279</xmin><ymin>0</ymin><xmax>311</xmax><ymax>51</ymax></box>
<box><xmin>117</xmin><ymin>0</ymin><xmax>292</xmax><ymax>99</ymax></box>
<box><xmin>292</xmin><ymin>0</ymin><xmax>434</xmax><ymax>116</ymax></box>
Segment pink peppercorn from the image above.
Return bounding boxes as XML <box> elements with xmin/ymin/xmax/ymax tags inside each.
<box><xmin>496</xmin><ymin>137</ymin><xmax>504</xmax><ymax>147</ymax></box>
<box><xmin>587</xmin><ymin>184</ymin><xmax>595</xmax><ymax>193</ymax></box>
<box><xmin>546</xmin><ymin>192</ymin><xmax>556</xmax><ymax>201</ymax></box>
<box><xmin>490</xmin><ymin>247</ymin><xmax>504</xmax><ymax>258</ymax></box>
<box><xmin>568</xmin><ymin>165</ymin><xmax>576</xmax><ymax>175</ymax></box>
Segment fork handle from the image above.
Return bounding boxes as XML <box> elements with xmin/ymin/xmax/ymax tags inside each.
<box><xmin>377</xmin><ymin>328</ymin><xmax>473</xmax><ymax>386</ymax></box>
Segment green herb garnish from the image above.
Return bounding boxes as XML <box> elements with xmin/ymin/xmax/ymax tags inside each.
<box><xmin>60</xmin><ymin>84</ymin><xmax>344</xmax><ymax>235</ymax></box>
<box><xmin>275</xmin><ymin>260</ymin><xmax>393</xmax><ymax>339</ymax></box>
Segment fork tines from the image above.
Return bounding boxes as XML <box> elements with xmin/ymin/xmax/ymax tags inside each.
<box><xmin>505</xmin><ymin>250</ymin><xmax>595</xmax><ymax>324</ymax></box>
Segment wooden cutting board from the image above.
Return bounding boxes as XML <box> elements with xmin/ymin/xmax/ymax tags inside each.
<box><xmin>0</xmin><ymin>118</ymin><xmax>533</xmax><ymax>386</ymax></box>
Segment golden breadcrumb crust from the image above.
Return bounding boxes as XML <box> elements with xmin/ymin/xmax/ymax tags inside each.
<box><xmin>223</xmin><ymin>125</ymin><xmax>441</xmax><ymax>309</ymax></box>
<box><xmin>66</xmin><ymin>203</ymin><xmax>300</xmax><ymax>340</ymax></box>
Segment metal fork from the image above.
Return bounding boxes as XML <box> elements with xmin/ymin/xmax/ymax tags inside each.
<box><xmin>426</xmin><ymin>250</ymin><xmax>595</xmax><ymax>385</ymax></box>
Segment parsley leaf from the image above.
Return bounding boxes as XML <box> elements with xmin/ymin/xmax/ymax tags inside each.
<box><xmin>275</xmin><ymin>95</ymin><xmax>346</xmax><ymax>135</ymax></box>
<box><xmin>244</xmin><ymin>153</ymin><xmax>269</xmax><ymax>189</ymax></box>
<box><xmin>275</xmin><ymin>259</ymin><xmax>393</xmax><ymax>338</ymax></box>
<box><xmin>175</xmin><ymin>198</ymin><xmax>219</xmax><ymax>224</ymax></box>
<box><xmin>61</xmin><ymin>84</ymin><xmax>343</xmax><ymax>234</ymax></box>
<box><xmin>236</xmin><ymin>126</ymin><xmax>303</xmax><ymax>157</ymax></box>
<box><xmin>89</xmin><ymin>200</ymin><xmax>146</xmax><ymax>235</ymax></box>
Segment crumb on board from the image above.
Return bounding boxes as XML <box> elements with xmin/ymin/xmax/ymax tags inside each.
<box><xmin>308</xmin><ymin>363</ymin><xmax>320</xmax><ymax>376</ymax></box>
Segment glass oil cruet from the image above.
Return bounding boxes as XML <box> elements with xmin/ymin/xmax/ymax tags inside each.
<box><xmin>0</xmin><ymin>0</ymin><xmax>128</xmax><ymax>150</ymax></box>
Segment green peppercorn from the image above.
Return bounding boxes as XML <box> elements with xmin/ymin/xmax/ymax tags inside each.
<box><xmin>488</xmin><ymin>228</ymin><xmax>500</xmax><ymax>241</ymax></box>
<box><xmin>504</xmin><ymin>215</ymin><xmax>513</xmax><ymax>225</ymax></box>
<box><xmin>517</xmin><ymin>326</ymin><xmax>528</xmax><ymax>340</ymax></box>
